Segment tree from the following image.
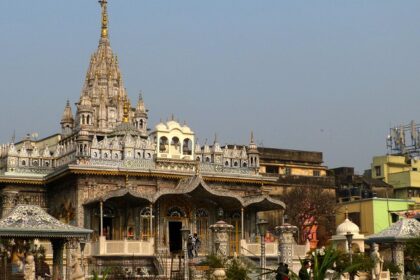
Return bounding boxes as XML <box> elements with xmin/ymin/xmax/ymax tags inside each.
<box><xmin>280</xmin><ymin>186</ymin><xmax>336</xmax><ymax>245</ymax></box>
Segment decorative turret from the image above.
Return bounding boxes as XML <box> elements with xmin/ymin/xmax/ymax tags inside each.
<box><xmin>247</xmin><ymin>131</ymin><xmax>259</xmax><ymax>168</ymax></box>
<box><xmin>133</xmin><ymin>92</ymin><xmax>148</xmax><ymax>137</ymax></box>
<box><xmin>60</xmin><ymin>100</ymin><xmax>74</xmax><ymax>136</ymax></box>
<box><xmin>211</xmin><ymin>134</ymin><xmax>223</xmax><ymax>164</ymax></box>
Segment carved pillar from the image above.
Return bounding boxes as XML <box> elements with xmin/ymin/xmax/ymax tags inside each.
<box><xmin>275</xmin><ymin>223</ymin><xmax>298</xmax><ymax>268</ymax></box>
<box><xmin>392</xmin><ymin>243</ymin><xmax>405</xmax><ymax>280</ymax></box>
<box><xmin>149</xmin><ymin>203</ymin><xmax>153</xmax><ymax>242</ymax></box>
<box><xmin>210</xmin><ymin>220</ymin><xmax>234</xmax><ymax>258</ymax></box>
<box><xmin>1</xmin><ymin>190</ymin><xmax>18</xmax><ymax>218</ymax></box>
<box><xmin>241</xmin><ymin>208</ymin><xmax>244</xmax><ymax>240</ymax></box>
<box><xmin>51</xmin><ymin>239</ymin><xmax>65</xmax><ymax>280</ymax></box>
<box><xmin>100</xmin><ymin>201</ymin><xmax>104</xmax><ymax>236</ymax></box>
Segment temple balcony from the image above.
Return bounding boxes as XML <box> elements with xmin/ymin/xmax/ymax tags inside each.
<box><xmin>89</xmin><ymin>236</ymin><xmax>154</xmax><ymax>256</ymax></box>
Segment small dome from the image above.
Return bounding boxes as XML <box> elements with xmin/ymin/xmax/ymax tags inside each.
<box><xmin>181</xmin><ymin>125</ymin><xmax>192</xmax><ymax>134</ymax></box>
<box><xmin>155</xmin><ymin>122</ymin><xmax>167</xmax><ymax>131</ymax></box>
<box><xmin>336</xmin><ymin>218</ymin><xmax>360</xmax><ymax>235</ymax></box>
<box><xmin>166</xmin><ymin>120</ymin><xmax>181</xmax><ymax>130</ymax></box>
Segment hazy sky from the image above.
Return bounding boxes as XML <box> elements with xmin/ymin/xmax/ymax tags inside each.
<box><xmin>1</xmin><ymin>1</ymin><xmax>420</xmax><ymax>173</ymax></box>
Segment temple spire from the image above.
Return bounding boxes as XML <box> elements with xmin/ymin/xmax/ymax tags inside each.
<box><xmin>99</xmin><ymin>0</ymin><xmax>109</xmax><ymax>39</ymax></box>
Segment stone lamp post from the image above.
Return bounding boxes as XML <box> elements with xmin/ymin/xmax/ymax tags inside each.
<box><xmin>180</xmin><ymin>227</ymin><xmax>190</xmax><ymax>280</ymax></box>
<box><xmin>257</xmin><ymin>220</ymin><xmax>268</xmax><ymax>280</ymax></box>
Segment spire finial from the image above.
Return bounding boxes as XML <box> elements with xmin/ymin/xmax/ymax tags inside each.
<box><xmin>138</xmin><ymin>90</ymin><xmax>143</xmax><ymax>101</ymax></box>
<box><xmin>251</xmin><ymin>131</ymin><xmax>255</xmax><ymax>143</ymax></box>
<box><xmin>99</xmin><ymin>0</ymin><xmax>109</xmax><ymax>39</ymax></box>
<box><xmin>214</xmin><ymin>133</ymin><xmax>218</xmax><ymax>144</ymax></box>
<box><xmin>345</xmin><ymin>206</ymin><xmax>348</xmax><ymax>219</ymax></box>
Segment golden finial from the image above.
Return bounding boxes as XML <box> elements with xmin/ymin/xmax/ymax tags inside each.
<box><xmin>99</xmin><ymin>0</ymin><xmax>108</xmax><ymax>38</ymax></box>
<box><xmin>123</xmin><ymin>98</ymin><xmax>129</xmax><ymax>123</ymax></box>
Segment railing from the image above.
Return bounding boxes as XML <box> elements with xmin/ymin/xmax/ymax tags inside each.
<box><xmin>240</xmin><ymin>240</ymin><xmax>278</xmax><ymax>257</ymax></box>
<box><xmin>90</xmin><ymin>237</ymin><xmax>154</xmax><ymax>256</ymax></box>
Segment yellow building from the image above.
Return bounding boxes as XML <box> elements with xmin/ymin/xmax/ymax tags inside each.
<box><xmin>371</xmin><ymin>155</ymin><xmax>420</xmax><ymax>202</ymax></box>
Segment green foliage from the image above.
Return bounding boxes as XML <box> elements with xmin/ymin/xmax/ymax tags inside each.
<box><xmin>225</xmin><ymin>258</ymin><xmax>252</xmax><ymax>280</ymax></box>
<box><xmin>383</xmin><ymin>261</ymin><xmax>402</xmax><ymax>275</ymax></box>
<box><xmin>405</xmin><ymin>236</ymin><xmax>420</xmax><ymax>275</ymax></box>
<box><xmin>91</xmin><ymin>267</ymin><xmax>111</xmax><ymax>280</ymax></box>
<box><xmin>334</xmin><ymin>253</ymin><xmax>373</xmax><ymax>273</ymax></box>
<box><xmin>203</xmin><ymin>254</ymin><xmax>225</xmax><ymax>268</ymax></box>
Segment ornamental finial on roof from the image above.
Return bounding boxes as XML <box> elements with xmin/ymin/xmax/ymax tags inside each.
<box><xmin>99</xmin><ymin>0</ymin><xmax>109</xmax><ymax>39</ymax></box>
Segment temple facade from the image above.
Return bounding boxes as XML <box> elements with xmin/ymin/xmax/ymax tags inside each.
<box><xmin>0</xmin><ymin>0</ymin><xmax>334</xmax><ymax>273</ymax></box>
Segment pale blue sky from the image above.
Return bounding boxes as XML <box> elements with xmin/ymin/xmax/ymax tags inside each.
<box><xmin>1</xmin><ymin>1</ymin><xmax>420</xmax><ymax>172</ymax></box>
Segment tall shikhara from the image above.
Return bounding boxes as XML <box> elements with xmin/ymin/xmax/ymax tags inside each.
<box><xmin>72</xmin><ymin>0</ymin><xmax>147</xmax><ymax>136</ymax></box>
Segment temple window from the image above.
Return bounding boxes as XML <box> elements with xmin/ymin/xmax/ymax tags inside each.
<box><xmin>139</xmin><ymin>119</ymin><xmax>144</xmax><ymax>129</ymax></box>
<box><xmin>21</xmin><ymin>160</ymin><xmax>26</xmax><ymax>166</ymax></box>
<box><xmin>233</xmin><ymin>161</ymin><xmax>239</xmax><ymax>167</ymax></box>
<box><xmin>33</xmin><ymin>160</ymin><xmax>39</xmax><ymax>167</ymax></box>
<box><xmin>159</xmin><ymin>137</ymin><xmax>168</xmax><ymax>152</ymax></box>
<box><xmin>183</xmin><ymin>138</ymin><xmax>192</xmax><ymax>155</ymax></box>
<box><xmin>167</xmin><ymin>206</ymin><xmax>186</xmax><ymax>217</ymax></box>
<box><xmin>225</xmin><ymin>161</ymin><xmax>229</xmax><ymax>167</ymax></box>
<box><xmin>140</xmin><ymin>207</ymin><xmax>155</xmax><ymax>241</ymax></box>
<box><xmin>242</xmin><ymin>162</ymin><xmax>247</xmax><ymax>168</ymax></box>
<box><xmin>171</xmin><ymin>137</ymin><xmax>180</xmax><ymax>152</ymax></box>
<box><xmin>205</xmin><ymin>157</ymin><xmax>210</xmax><ymax>163</ymax></box>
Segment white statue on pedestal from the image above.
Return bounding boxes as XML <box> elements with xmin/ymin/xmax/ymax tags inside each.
<box><xmin>70</xmin><ymin>253</ymin><xmax>85</xmax><ymax>280</ymax></box>
<box><xmin>24</xmin><ymin>255</ymin><xmax>35</xmax><ymax>280</ymax></box>
<box><xmin>371</xmin><ymin>243</ymin><xmax>384</xmax><ymax>280</ymax></box>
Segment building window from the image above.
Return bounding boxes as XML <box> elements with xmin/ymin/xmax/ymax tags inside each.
<box><xmin>313</xmin><ymin>170</ymin><xmax>320</xmax><ymax>177</ymax></box>
<box><xmin>391</xmin><ymin>213</ymin><xmax>399</xmax><ymax>223</ymax></box>
<box><xmin>374</xmin><ymin>166</ymin><xmax>381</xmax><ymax>177</ymax></box>
<box><xmin>266</xmin><ymin>166</ymin><xmax>278</xmax><ymax>174</ymax></box>
<box><xmin>285</xmin><ymin>167</ymin><xmax>291</xmax><ymax>175</ymax></box>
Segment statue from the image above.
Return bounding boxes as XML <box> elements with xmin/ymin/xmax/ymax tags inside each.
<box><xmin>70</xmin><ymin>253</ymin><xmax>85</xmax><ymax>280</ymax></box>
<box><xmin>24</xmin><ymin>255</ymin><xmax>35</xmax><ymax>280</ymax></box>
<box><xmin>11</xmin><ymin>249</ymin><xmax>24</xmax><ymax>274</ymax></box>
<box><xmin>371</xmin><ymin>243</ymin><xmax>384</xmax><ymax>280</ymax></box>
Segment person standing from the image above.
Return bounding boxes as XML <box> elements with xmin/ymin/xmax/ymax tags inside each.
<box><xmin>276</xmin><ymin>263</ymin><xmax>290</xmax><ymax>280</ymax></box>
<box><xmin>187</xmin><ymin>234</ymin><xmax>194</xmax><ymax>258</ymax></box>
<box><xmin>193</xmin><ymin>233</ymin><xmax>201</xmax><ymax>257</ymax></box>
<box><xmin>299</xmin><ymin>260</ymin><xmax>311</xmax><ymax>280</ymax></box>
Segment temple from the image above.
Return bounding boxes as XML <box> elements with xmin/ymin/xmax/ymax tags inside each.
<box><xmin>0</xmin><ymin>0</ymin><xmax>334</xmax><ymax>276</ymax></box>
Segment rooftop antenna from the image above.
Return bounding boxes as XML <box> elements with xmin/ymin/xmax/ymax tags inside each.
<box><xmin>11</xmin><ymin>129</ymin><xmax>15</xmax><ymax>143</ymax></box>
